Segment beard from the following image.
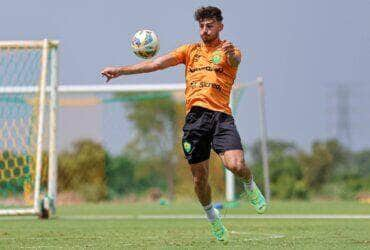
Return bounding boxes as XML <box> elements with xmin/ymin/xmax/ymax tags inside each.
<box><xmin>201</xmin><ymin>34</ymin><xmax>218</xmax><ymax>44</ymax></box>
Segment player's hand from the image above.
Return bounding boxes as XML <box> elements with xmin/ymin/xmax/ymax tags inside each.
<box><xmin>101</xmin><ymin>67</ymin><xmax>123</xmax><ymax>83</ymax></box>
<box><xmin>221</xmin><ymin>40</ymin><xmax>235</xmax><ymax>55</ymax></box>
<box><xmin>222</xmin><ymin>40</ymin><xmax>240</xmax><ymax>67</ymax></box>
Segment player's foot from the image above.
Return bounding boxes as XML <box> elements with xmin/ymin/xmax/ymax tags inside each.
<box><xmin>246</xmin><ymin>182</ymin><xmax>266</xmax><ymax>214</ymax></box>
<box><xmin>210</xmin><ymin>209</ymin><xmax>229</xmax><ymax>242</ymax></box>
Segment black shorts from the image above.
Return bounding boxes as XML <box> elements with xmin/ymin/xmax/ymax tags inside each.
<box><xmin>182</xmin><ymin>106</ymin><xmax>243</xmax><ymax>164</ymax></box>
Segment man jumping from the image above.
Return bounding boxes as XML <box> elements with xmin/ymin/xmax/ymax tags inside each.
<box><xmin>101</xmin><ymin>6</ymin><xmax>266</xmax><ymax>242</ymax></box>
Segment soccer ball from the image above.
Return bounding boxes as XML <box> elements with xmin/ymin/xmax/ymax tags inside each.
<box><xmin>131</xmin><ymin>30</ymin><xmax>159</xmax><ymax>59</ymax></box>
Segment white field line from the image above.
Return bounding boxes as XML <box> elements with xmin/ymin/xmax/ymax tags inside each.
<box><xmin>1</xmin><ymin>233</ymin><xmax>286</xmax><ymax>244</ymax></box>
<box><xmin>54</xmin><ymin>214</ymin><xmax>370</xmax><ymax>220</ymax></box>
<box><xmin>1</xmin><ymin>214</ymin><xmax>370</xmax><ymax>221</ymax></box>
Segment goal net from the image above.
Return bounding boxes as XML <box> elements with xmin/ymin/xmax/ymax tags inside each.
<box><xmin>0</xmin><ymin>40</ymin><xmax>58</xmax><ymax>216</ymax></box>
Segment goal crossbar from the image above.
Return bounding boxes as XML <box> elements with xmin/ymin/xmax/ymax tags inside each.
<box><xmin>0</xmin><ymin>40</ymin><xmax>59</xmax><ymax>49</ymax></box>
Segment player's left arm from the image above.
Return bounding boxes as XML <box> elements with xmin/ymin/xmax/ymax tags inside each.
<box><xmin>222</xmin><ymin>41</ymin><xmax>241</xmax><ymax>67</ymax></box>
<box><xmin>100</xmin><ymin>53</ymin><xmax>180</xmax><ymax>82</ymax></box>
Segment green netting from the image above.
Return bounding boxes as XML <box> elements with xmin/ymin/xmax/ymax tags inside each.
<box><xmin>0</xmin><ymin>46</ymin><xmax>43</xmax><ymax>203</ymax></box>
<box><xmin>232</xmin><ymin>85</ymin><xmax>246</xmax><ymax>115</ymax></box>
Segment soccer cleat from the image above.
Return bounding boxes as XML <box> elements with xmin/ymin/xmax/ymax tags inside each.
<box><xmin>210</xmin><ymin>209</ymin><xmax>229</xmax><ymax>242</ymax></box>
<box><xmin>245</xmin><ymin>182</ymin><xmax>267</xmax><ymax>214</ymax></box>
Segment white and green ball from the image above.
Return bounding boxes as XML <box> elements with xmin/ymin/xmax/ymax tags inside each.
<box><xmin>131</xmin><ymin>30</ymin><xmax>159</xmax><ymax>59</ymax></box>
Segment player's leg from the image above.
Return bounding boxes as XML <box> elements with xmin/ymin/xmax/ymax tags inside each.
<box><xmin>212</xmin><ymin>113</ymin><xmax>266</xmax><ymax>214</ymax></box>
<box><xmin>190</xmin><ymin>160</ymin><xmax>211</xmax><ymax>206</ymax></box>
<box><xmin>218</xmin><ymin>149</ymin><xmax>252</xmax><ymax>181</ymax></box>
<box><xmin>182</xmin><ymin>107</ymin><xmax>228</xmax><ymax>241</ymax></box>
<box><xmin>182</xmin><ymin>106</ymin><xmax>214</xmax><ymax>208</ymax></box>
<box><xmin>189</xmin><ymin>160</ymin><xmax>228</xmax><ymax>241</ymax></box>
<box><xmin>219</xmin><ymin>150</ymin><xmax>266</xmax><ymax>214</ymax></box>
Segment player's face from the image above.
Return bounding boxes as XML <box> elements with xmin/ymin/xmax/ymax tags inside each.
<box><xmin>199</xmin><ymin>18</ymin><xmax>223</xmax><ymax>44</ymax></box>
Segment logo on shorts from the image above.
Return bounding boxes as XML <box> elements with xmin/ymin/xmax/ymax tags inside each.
<box><xmin>183</xmin><ymin>141</ymin><xmax>192</xmax><ymax>153</ymax></box>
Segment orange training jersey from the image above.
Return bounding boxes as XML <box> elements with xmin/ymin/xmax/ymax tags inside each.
<box><xmin>170</xmin><ymin>40</ymin><xmax>241</xmax><ymax>115</ymax></box>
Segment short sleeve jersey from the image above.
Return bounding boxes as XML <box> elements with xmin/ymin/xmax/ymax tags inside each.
<box><xmin>170</xmin><ymin>40</ymin><xmax>241</xmax><ymax>115</ymax></box>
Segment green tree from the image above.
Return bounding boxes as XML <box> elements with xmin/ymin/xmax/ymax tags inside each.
<box><xmin>353</xmin><ymin>149</ymin><xmax>370</xmax><ymax>177</ymax></box>
<box><xmin>249</xmin><ymin>139</ymin><xmax>307</xmax><ymax>199</ymax></box>
<box><xmin>298</xmin><ymin>139</ymin><xmax>347</xmax><ymax>191</ymax></box>
<box><xmin>105</xmin><ymin>155</ymin><xmax>136</xmax><ymax>197</ymax></box>
<box><xmin>58</xmin><ymin>139</ymin><xmax>107</xmax><ymax>202</ymax></box>
<box><xmin>119</xmin><ymin>92</ymin><xmax>182</xmax><ymax>200</ymax></box>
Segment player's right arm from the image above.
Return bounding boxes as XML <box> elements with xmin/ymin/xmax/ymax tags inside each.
<box><xmin>101</xmin><ymin>53</ymin><xmax>180</xmax><ymax>82</ymax></box>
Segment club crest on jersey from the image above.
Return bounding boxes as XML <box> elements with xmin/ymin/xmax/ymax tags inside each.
<box><xmin>210</xmin><ymin>51</ymin><xmax>223</xmax><ymax>64</ymax></box>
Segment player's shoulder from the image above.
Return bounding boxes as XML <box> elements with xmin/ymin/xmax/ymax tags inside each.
<box><xmin>180</xmin><ymin>43</ymin><xmax>201</xmax><ymax>51</ymax></box>
<box><xmin>174</xmin><ymin>43</ymin><xmax>201</xmax><ymax>56</ymax></box>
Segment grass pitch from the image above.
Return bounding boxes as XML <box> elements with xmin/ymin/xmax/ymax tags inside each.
<box><xmin>0</xmin><ymin>201</ymin><xmax>369</xmax><ymax>249</ymax></box>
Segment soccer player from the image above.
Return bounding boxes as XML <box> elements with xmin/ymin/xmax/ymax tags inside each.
<box><xmin>101</xmin><ymin>6</ymin><xmax>266</xmax><ymax>242</ymax></box>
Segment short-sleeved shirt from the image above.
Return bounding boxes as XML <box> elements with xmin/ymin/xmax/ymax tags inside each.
<box><xmin>170</xmin><ymin>40</ymin><xmax>241</xmax><ymax>115</ymax></box>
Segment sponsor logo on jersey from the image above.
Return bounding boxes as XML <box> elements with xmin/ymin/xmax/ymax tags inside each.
<box><xmin>189</xmin><ymin>82</ymin><xmax>222</xmax><ymax>91</ymax></box>
<box><xmin>188</xmin><ymin>66</ymin><xmax>223</xmax><ymax>74</ymax></box>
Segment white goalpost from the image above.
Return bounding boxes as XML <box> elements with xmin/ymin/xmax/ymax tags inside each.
<box><xmin>0</xmin><ymin>40</ymin><xmax>58</xmax><ymax>216</ymax></box>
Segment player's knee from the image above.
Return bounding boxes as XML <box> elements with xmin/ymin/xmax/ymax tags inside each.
<box><xmin>226</xmin><ymin>157</ymin><xmax>245</xmax><ymax>173</ymax></box>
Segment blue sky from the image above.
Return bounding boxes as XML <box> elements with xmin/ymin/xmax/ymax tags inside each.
<box><xmin>1</xmin><ymin>0</ymin><xmax>369</xmax><ymax>153</ymax></box>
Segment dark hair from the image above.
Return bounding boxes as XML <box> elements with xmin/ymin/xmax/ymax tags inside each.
<box><xmin>194</xmin><ymin>6</ymin><xmax>223</xmax><ymax>22</ymax></box>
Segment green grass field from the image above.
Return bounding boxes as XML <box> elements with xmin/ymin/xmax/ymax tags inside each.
<box><xmin>1</xmin><ymin>201</ymin><xmax>369</xmax><ymax>249</ymax></box>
